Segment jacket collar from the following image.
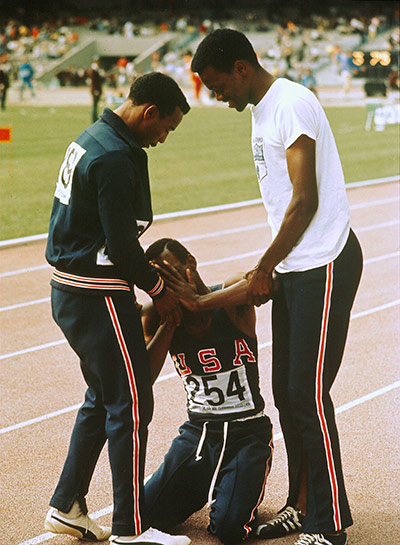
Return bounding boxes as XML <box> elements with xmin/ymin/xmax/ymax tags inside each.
<box><xmin>100</xmin><ymin>107</ymin><xmax>145</xmax><ymax>154</ymax></box>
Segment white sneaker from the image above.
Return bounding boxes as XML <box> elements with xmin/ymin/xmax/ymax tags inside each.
<box><xmin>109</xmin><ymin>527</ymin><xmax>191</xmax><ymax>544</ymax></box>
<box><xmin>44</xmin><ymin>501</ymin><xmax>111</xmax><ymax>541</ymax></box>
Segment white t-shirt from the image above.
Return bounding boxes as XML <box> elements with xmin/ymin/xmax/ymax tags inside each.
<box><xmin>251</xmin><ymin>78</ymin><xmax>350</xmax><ymax>273</ymax></box>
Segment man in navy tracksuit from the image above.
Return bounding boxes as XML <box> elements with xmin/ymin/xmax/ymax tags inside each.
<box><xmin>44</xmin><ymin>73</ymin><xmax>191</xmax><ymax>545</ymax></box>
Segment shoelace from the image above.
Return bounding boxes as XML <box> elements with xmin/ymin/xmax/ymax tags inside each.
<box><xmin>295</xmin><ymin>534</ymin><xmax>324</xmax><ymax>545</ymax></box>
<box><xmin>270</xmin><ymin>507</ymin><xmax>297</xmax><ymax>526</ymax></box>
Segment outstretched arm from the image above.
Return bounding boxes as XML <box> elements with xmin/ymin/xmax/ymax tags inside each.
<box><xmin>157</xmin><ymin>262</ymin><xmax>273</xmax><ymax>312</ymax></box>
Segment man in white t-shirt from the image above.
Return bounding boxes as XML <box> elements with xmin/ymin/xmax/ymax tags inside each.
<box><xmin>191</xmin><ymin>29</ymin><xmax>363</xmax><ymax>545</ymax></box>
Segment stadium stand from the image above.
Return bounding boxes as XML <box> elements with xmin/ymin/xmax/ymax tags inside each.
<box><xmin>1</xmin><ymin>1</ymin><xmax>398</xmax><ymax>104</ymax></box>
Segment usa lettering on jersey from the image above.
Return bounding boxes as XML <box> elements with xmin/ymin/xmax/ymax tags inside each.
<box><xmin>173</xmin><ymin>339</ymin><xmax>256</xmax><ymax>378</ymax></box>
<box><xmin>171</xmin><ymin>339</ymin><xmax>257</xmax><ymax>415</ymax></box>
<box><xmin>55</xmin><ymin>142</ymin><xmax>86</xmax><ymax>205</ymax></box>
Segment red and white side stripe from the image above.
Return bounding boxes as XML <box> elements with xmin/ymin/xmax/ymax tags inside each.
<box><xmin>52</xmin><ymin>270</ymin><xmax>131</xmax><ymax>291</ymax></box>
<box><xmin>243</xmin><ymin>436</ymin><xmax>274</xmax><ymax>538</ymax></box>
<box><xmin>105</xmin><ymin>296</ymin><xmax>142</xmax><ymax>535</ymax></box>
<box><xmin>315</xmin><ymin>262</ymin><xmax>341</xmax><ymax>531</ymax></box>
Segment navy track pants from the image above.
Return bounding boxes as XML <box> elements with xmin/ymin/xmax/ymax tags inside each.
<box><xmin>144</xmin><ymin>416</ymin><xmax>273</xmax><ymax>545</ymax></box>
<box><xmin>49</xmin><ymin>288</ymin><xmax>153</xmax><ymax>536</ymax></box>
<box><xmin>272</xmin><ymin>229</ymin><xmax>363</xmax><ymax>533</ymax></box>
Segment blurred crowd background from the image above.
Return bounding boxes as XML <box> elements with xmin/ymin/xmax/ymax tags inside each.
<box><xmin>0</xmin><ymin>0</ymin><xmax>399</xmax><ymax>109</ymax></box>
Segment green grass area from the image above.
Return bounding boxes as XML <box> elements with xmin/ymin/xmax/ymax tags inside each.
<box><xmin>0</xmin><ymin>104</ymin><xmax>399</xmax><ymax>240</ymax></box>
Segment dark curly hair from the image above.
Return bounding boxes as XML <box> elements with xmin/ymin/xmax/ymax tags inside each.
<box><xmin>146</xmin><ymin>238</ymin><xmax>190</xmax><ymax>264</ymax></box>
<box><xmin>191</xmin><ymin>28</ymin><xmax>259</xmax><ymax>74</ymax></box>
<box><xmin>128</xmin><ymin>72</ymin><xmax>190</xmax><ymax>117</ymax></box>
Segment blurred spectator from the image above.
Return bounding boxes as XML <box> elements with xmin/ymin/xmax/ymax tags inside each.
<box><xmin>281</xmin><ymin>33</ymin><xmax>294</xmax><ymax>69</ymax></box>
<box><xmin>300</xmin><ymin>67</ymin><xmax>318</xmax><ymax>96</ymax></box>
<box><xmin>184</xmin><ymin>51</ymin><xmax>203</xmax><ymax>103</ymax></box>
<box><xmin>176</xmin><ymin>16</ymin><xmax>188</xmax><ymax>32</ymax></box>
<box><xmin>350</xmin><ymin>16</ymin><xmax>367</xmax><ymax>44</ymax></box>
<box><xmin>88</xmin><ymin>59</ymin><xmax>104</xmax><ymax>122</ymax></box>
<box><xmin>116</xmin><ymin>56</ymin><xmax>128</xmax><ymax>69</ymax></box>
<box><xmin>0</xmin><ymin>63</ymin><xmax>10</xmax><ymax>110</ymax></box>
<box><xmin>125</xmin><ymin>60</ymin><xmax>138</xmax><ymax>85</ymax></box>
<box><xmin>331</xmin><ymin>47</ymin><xmax>361</xmax><ymax>95</ymax></box>
<box><xmin>368</xmin><ymin>15</ymin><xmax>381</xmax><ymax>41</ymax></box>
<box><xmin>150</xmin><ymin>51</ymin><xmax>163</xmax><ymax>72</ymax></box>
<box><xmin>123</xmin><ymin>20</ymin><xmax>134</xmax><ymax>38</ymax></box>
<box><xmin>116</xmin><ymin>56</ymin><xmax>129</xmax><ymax>86</ymax></box>
<box><xmin>388</xmin><ymin>27</ymin><xmax>399</xmax><ymax>50</ymax></box>
<box><xmin>339</xmin><ymin>50</ymin><xmax>360</xmax><ymax>94</ymax></box>
<box><xmin>19</xmin><ymin>56</ymin><xmax>35</xmax><ymax>99</ymax></box>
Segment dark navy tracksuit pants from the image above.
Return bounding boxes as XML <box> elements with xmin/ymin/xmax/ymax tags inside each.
<box><xmin>144</xmin><ymin>416</ymin><xmax>273</xmax><ymax>545</ymax></box>
<box><xmin>49</xmin><ymin>288</ymin><xmax>154</xmax><ymax>536</ymax></box>
<box><xmin>272</xmin><ymin>229</ymin><xmax>363</xmax><ymax>533</ymax></box>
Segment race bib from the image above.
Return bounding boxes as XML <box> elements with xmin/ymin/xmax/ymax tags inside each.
<box><xmin>183</xmin><ymin>365</ymin><xmax>255</xmax><ymax>415</ymax></box>
<box><xmin>55</xmin><ymin>142</ymin><xmax>86</xmax><ymax>205</ymax></box>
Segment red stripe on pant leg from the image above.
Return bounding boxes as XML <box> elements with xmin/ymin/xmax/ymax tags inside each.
<box><xmin>105</xmin><ymin>296</ymin><xmax>142</xmax><ymax>535</ymax></box>
<box><xmin>315</xmin><ymin>263</ymin><xmax>342</xmax><ymax>531</ymax></box>
<box><xmin>243</xmin><ymin>436</ymin><xmax>274</xmax><ymax>537</ymax></box>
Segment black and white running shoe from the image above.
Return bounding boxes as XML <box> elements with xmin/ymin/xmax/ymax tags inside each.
<box><xmin>256</xmin><ymin>506</ymin><xmax>304</xmax><ymax>538</ymax></box>
<box><xmin>44</xmin><ymin>501</ymin><xmax>111</xmax><ymax>541</ymax></box>
<box><xmin>292</xmin><ymin>532</ymin><xmax>348</xmax><ymax>545</ymax></box>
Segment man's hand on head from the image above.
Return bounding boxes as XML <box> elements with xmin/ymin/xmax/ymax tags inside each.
<box><xmin>152</xmin><ymin>260</ymin><xmax>200</xmax><ymax>312</ymax></box>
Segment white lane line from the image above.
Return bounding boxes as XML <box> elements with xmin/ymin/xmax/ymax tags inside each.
<box><xmin>350</xmin><ymin>196</ymin><xmax>399</xmax><ymax>209</ymax></box>
<box><xmin>0</xmin><ymin>297</ymin><xmax>50</xmax><ymax>312</ymax></box>
<box><xmin>200</xmin><ymin>249</ymin><xmax>262</xmax><ymax>267</ymax></box>
<box><xmin>351</xmin><ymin>299</ymin><xmax>400</xmax><ymax>319</ymax></box>
<box><xmin>0</xmin><ymin>339</ymin><xmax>67</xmax><ymax>361</ymax></box>
<box><xmin>345</xmin><ymin>175</ymin><xmax>399</xmax><ymax>188</ymax></box>
<box><xmin>2</xmin><ymin>297</ymin><xmax>399</xmax><ymax>435</ymax></box>
<box><xmin>0</xmin><ymin>403</ymin><xmax>81</xmax><ymax>435</ymax></box>
<box><xmin>180</xmin><ymin>222</ymin><xmax>268</xmax><ymax>242</ymax></box>
<box><xmin>335</xmin><ymin>381</ymin><xmax>400</xmax><ymax>414</ymax></box>
<box><xmin>0</xmin><ymin>263</ymin><xmax>50</xmax><ymax>278</ymax></box>
<box><xmin>15</xmin><ymin>378</ymin><xmax>400</xmax><ymax>545</ymax></box>
<box><xmin>364</xmin><ymin>251</ymin><xmax>399</xmax><ymax>264</ymax></box>
<box><xmin>1</xmin><ymin>193</ymin><xmax>398</xmax><ymax>278</ymax></box>
<box><xmin>357</xmin><ymin>220</ymin><xmax>399</xmax><ymax>232</ymax></box>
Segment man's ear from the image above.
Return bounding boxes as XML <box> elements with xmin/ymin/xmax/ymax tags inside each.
<box><xmin>143</xmin><ymin>104</ymin><xmax>159</xmax><ymax>120</ymax></box>
<box><xmin>186</xmin><ymin>254</ymin><xmax>197</xmax><ymax>270</ymax></box>
<box><xmin>233</xmin><ymin>60</ymin><xmax>248</xmax><ymax>77</ymax></box>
